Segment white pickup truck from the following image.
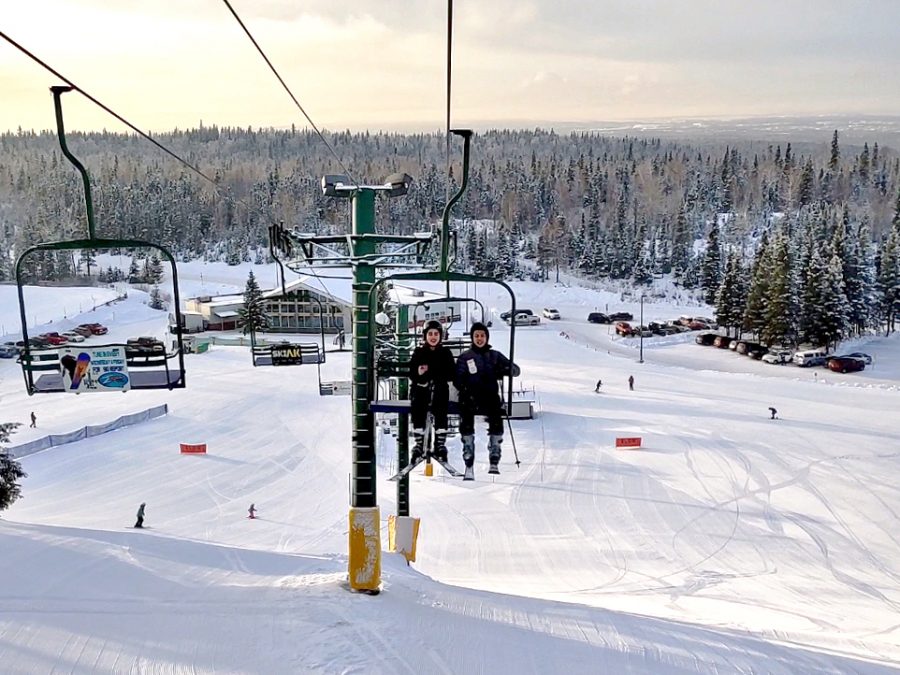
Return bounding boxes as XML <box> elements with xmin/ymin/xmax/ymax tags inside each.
<box><xmin>506</xmin><ymin>312</ymin><xmax>541</xmax><ymax>326</ymax></box>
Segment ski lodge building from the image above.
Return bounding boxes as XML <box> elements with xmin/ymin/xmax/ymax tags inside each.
<box><xmin>185</xmin><ymin>276</ymin><xmax>353</xmax><ymax>334</ymax></box>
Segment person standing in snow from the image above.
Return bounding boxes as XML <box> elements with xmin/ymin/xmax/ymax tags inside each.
<box><xmin>409</xmin><ymin>320</ymin><xmax>455</xmax><ymax>463</ymax></box>
<box><xmin>769</xmin><ymin>407</ymin><xmax>778</xmax><ymax>420</ymax></box>
<box><xmin>29</xmin><ymin>412</ymin><xmax>36</xmax><ymax>428</ymax></box>
<box><xmin>594</xmin><ymin>379</ymin><xmax>602</xmax><ymax>393</ymax></box>
<box><xmin>454</xmin><ymin>322</ymin><xmax>520</xmax><ymax>477</ymax></box>
<box><xmin>248</xmin><ymin>503</ymin><xmax>257</xmax><ymax>519</ymax></box>
<box><xmin>628</xmin><ymin>375</ymin><xmax>634</xmax><ymax>391</ymax></box>
<box><xmin>134</xmin><ymin>502</ymin><xmax>146</xmax><ymax>528</ymax></box>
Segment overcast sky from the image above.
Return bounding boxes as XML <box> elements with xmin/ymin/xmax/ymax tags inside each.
<box><xmin>1</xmin><ymin>1</ymin><xmax>898</xmax><ymax>133</ymax></box>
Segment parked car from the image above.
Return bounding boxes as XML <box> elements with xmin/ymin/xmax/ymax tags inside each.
<box><xmin>844</xmin><ymin>352</ymin><xmax>872</xmax><ymax>365</ymax></box>
<box><xmin>762</xmin><ymin>349</ymin><xmax>793</xmax><ymax>364</ymax></box>
<box><xmin>542</xmin><ymin>308</ymin><xmax>560</xmax><ymax>320</ymax></box>
<box><xmin>505</xmin><ymin>313</ymin><xmax>541</xmax><ymax>326</ymax></box>
<box><xmin>82</xmin><ymin>323</ymin><xmax>108</xmax><ymax>335</ymax></box>
<box><xmin>826</xmin><ymin>356</ymin><xmax>865</xmax><ymax>373</ymax></box>
<box><xmin>747</xmin><ymin>346</ymin><xmax>769</xmax><ymax>360</ymax></box>
<box><xmin>0</xmin><ymin>343</ymin><xmax>17</xmax><ymax>358</ymax></box>
<box><xmin>587</xmin><ymin>312</ymin><xmax>610</xmax><ymax>324</ymax></box>
<box><xmin>62</xmin><ymin>331</ymin><xmax>86</xmax><ymax>343</ymax></box>
<box><xmin>615</xmin><ymin>321</ymin><xmax>634</xmax><ymax>337</ymax></box>
<box><xmin>608</xmin><ymin>311</ymin><xmax>634</xmax><ymax>322</ymax></box>
<box><xmin>500</xmin><ymin>309</ymin><xmax>533</xmax><ymax>321</ymax></box>
<box><xmin>41</xmin><ymin>333</ymin><xmax>69</xmax><ymax>346</ymax></box>
<box><xmin>713</xmin><ymin>336</ymin><xmax>734</xmax><ymax>349</ymax></box>
<box><xmin>688</xmin><ymin>320</ymin><xmax>710</xmax><ymax>331</ymax></box>
<box><xmin>695</xmin><ymin>333</ymin><xmax>718</xmax><ymax>346</ymax></box>
<box><xmin>72</xmin><ymin>325</ymin><xmax>94</xmax><ymax>337</ymax></box>
<box><xmin>126</xmin><ymin>336</ymin><xmax>166</xmax><ymax>353</ymax></box>
<box><xmin>793</xmin><ymin>348</ymin><xmax>827</xmax><ymax>366</ymax></box>
<box><xmin>798</xmin><ymin>355</ymin><xmax>828</xmax><ymax>368</ymax></box>
<box><xmin>736</xmin><ymin>341</ymin><xmax>762</xmax><ymax>356</ymax></box>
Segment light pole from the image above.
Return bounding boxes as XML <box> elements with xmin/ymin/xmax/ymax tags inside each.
<box><xmin>639</xmin><ymin>294</ymin><xmax>645</xmax><ymax>364</ymax></box>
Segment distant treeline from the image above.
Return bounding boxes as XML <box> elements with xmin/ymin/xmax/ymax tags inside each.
<box><xmin>1</xmin><ymin>125</ymin><xmax>899</xmax><ymax>341</ymax></box>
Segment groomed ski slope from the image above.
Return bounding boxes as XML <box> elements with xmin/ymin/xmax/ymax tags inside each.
<box><xmin>1</xmin><ymin>273</ymin><xmax>899</xmax><ymax>674</ymax></box>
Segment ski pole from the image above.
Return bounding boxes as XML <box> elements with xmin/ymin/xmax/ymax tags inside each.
<box><xmin>506</xmin><ymin>415</ymin><xmax>521</xmax><ymax>467</ymax></box>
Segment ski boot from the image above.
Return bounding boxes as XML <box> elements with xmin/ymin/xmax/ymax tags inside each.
<box><xmin>432</xmin><ymin>429</ymin><xmax>449</xmax><ymax>463</ymax></box>
<box><xmin>410</xmin><ymin>429</ymin><xmax>426</xmax><ymax>464</ymax></box>
<box><xmin>488</xmin><ymin>434</ymin><xmax>503</xmax><ymax>475</ymax></box>
<box><xmin>461</xmin><ymin>434</ymin><xmax>475</xmax><ymax>481</ymax></box>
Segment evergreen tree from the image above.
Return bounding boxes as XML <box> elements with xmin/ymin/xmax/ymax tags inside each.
<box><xmin>877</xmin><ymin>228</ymin><xmax>900</xmax><ymax>334</ymax></box>
<box><xmin>238</xmin><ymin>270</ymin><xmax>269</xmax><ymax>336</ymax></box>
<box><xmin>0</xmin><ymin>422</ymin><xmax>27</xmax><ymax>512</ymax></box>
<box><xmin>801</xmin><ymin>248</ymin><xmax>848</xmax><ymax>348</ymax></box>
<box><xmin>714</xmin><ymin>251</ymin><xmax>746</xmax><ymax>336</ymax></box>
<box><xmin>760</xmin><ymin>234</ymin><xmax>798</xmax><ymax>346</ymax></box>
<box><xmin>700</xmin><ymin>224</ymin><xmax>722</xmax><ymax>305</ymax></box>
<box><xmin>147</xmin><ymin>255</ymin><xmax>165</xmax><ymax>284</ymax></box>
<box><xmin>148</xmin><ymin>285</ymin><xmax>166</xmax><ymax>310</ymax></box>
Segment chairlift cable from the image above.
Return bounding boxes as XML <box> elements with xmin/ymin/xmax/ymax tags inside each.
<box><xmin>221</xmin><ymin>0</ymin><xmax>357</xmax><ymax>189</ymax></box>
<box><xmin>0</xmin><ymin>30</ymin><xmax>218</xmax><ymax>186</ymax></box>
<box><xmin>2</xmin><ymin>28</ymin><xmax>343</xmax><ymax>324</ymax></box>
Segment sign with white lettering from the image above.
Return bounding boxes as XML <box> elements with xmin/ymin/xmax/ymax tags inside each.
<box><xmin>60</xmin><ymin>346</ymin><xmax>131</xmax><ymax>393</ymax></box>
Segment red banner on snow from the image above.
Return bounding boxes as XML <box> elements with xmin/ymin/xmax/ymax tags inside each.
<box><xmin>615</xmin><ymin>437</ymin><xmax>642</xmax><ymax>449</ymax></box>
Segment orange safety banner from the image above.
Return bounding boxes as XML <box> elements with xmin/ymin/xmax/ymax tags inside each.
<box><xmin>615</xmin><ymin>437</ymin><xmax>642</xmax><ymax>449</ymax></box>
<box><xmin>180</xmin><ymin>443</ymin><xmax>207</xmax><ymax>454</ymax></box>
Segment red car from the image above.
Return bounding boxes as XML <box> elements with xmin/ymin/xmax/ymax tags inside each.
<box><xmin>84</xmin><ymin>323</ymin><xmax>108</xmax><ymax>335</ymax></box>
<box><xmin>40</xmin><ymin>333</ymin><xmax>69</xmax><ymax>345</ymax></box>
<box><xmin>826</xmin><ymin>356</ymin><xmax>865</xmax><ymax>373</ymax></box>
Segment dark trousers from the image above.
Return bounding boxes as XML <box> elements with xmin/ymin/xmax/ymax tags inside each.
<box><xmin>458</xmin><ymin>403</ymin><xmax>504</xmax><ymax>436</ymax></box>
<box><xmin>410</xmin><ymin>388</ymin><xmax>448</xmax><ymax>430</ymax></box>
<box><xmin>134</xmin><ymin>517</ymin><xmax>144</xmax><ymax>529</ymax></box>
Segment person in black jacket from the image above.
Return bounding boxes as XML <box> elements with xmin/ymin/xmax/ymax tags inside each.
<box><xmin>134</xmin><ymin>502</ymin><xmax>146</xmax><ymax>529</ymax></box>
<box><xmin>409</xmin><ymin>320</ymin><xmax>455</xmax><ymax>462</ymax></box>
<box><xmin>454</xmin><ymin>322</ymin><xmax>520</xmax><ymax>475</ymax></box>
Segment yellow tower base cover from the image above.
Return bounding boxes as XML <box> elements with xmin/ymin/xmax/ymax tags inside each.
<box><xmin>348</xmin><ymin>506</ymin><xmax>381</xmax><ymax>592</ymax></box>
<box><xmin>388</xmin><ymin>515</ymin><xmax>421</xmax><ymax>563</ymax></box>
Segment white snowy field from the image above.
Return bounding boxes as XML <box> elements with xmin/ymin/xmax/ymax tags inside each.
<box><xmin>1</xmin><ymin>266</ymin><xmax>900</xmax><ymax>674</ymax></box>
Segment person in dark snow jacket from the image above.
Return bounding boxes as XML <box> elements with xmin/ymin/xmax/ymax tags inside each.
<box><xmin>134</xmin><ymin>502</ymin><xmax>146</xmax><ymax>529</ymax></box>
<box><xmin>454</xmin><ymin>322</ymin><xmax>520</xmax><ymax>472</ymax></box>
<box><xmin>409</xmin><ymin>320</ymin><xmax>455</xmax><ymax>462</ymax></box>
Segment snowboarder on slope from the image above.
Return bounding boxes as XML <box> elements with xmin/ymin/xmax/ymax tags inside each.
<box><xmin>769</xmin><ymin>407</ymin><xmax>778</xmax><ymax>420</ymax></box>
<box><xmin>628</xmin><ymin>375</ymin><xmax>634</xmax><ymax>391</ymax></box>
<box><xmin>594</xmin><ymin>379</ymin><xmax>602</xmax><ymax>393</ymax></box>
<box><xmin>248</xmin><ymin>503</ymin><xmax>257</xmax><ymax>519</ymax></box>
<box><xmin>29</xmin><ymin>412</ymin><xmax>36</xmax><ymax>428</ymax></box>
<box><xmin>134</xmin><ymin>502</ymin><xmax>146</xmax><ymax>529</ymax></box>
<box><xmin>454</xmin><ymin>322</ymin><xmax>520</xmax><ymax>478</ymax></box>
<box><xmin>409</xmin><ymin>320</ymin><xmax>455</xmax><ymax>463</ymax></box>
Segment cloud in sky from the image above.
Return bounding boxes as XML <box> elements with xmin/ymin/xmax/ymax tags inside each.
<box><xmin>1</xmin><ymin>0</ymin><xmax>897</xmax><ymax>133</ymax></box>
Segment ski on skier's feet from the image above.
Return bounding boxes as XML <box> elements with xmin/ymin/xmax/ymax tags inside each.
<box><xmin>388</xmin><ymin>455</ymin><xmax>427</xmax><ymax>481</ymax></box>
<box><xmin>432</xmin><ymin>457</ymin><xmax>463</xmax><ymax>477</ymax></box>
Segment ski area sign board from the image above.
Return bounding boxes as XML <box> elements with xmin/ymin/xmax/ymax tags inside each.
<box><xmin>60</xmin><ymin>346</ymin><xmax>131</xmax><ymax>393</ymax></box>
<box><xmin>615</xmin><ymin>437</ymin><xmax>642</xmax><ymax>449</ymax></box>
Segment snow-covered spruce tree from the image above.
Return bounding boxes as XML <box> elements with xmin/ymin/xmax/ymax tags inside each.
<box><xmin>147</xmin><ymin>255</ymin><xmax>165</xmax><ymax>284</ymax></box>
<box><xmin>149</xmin><ymin>285</ymin><xmax>166</xmax><ymax>311</ymax></box>
<box><xmin>761</xmin><ymin>233</ymin><xmax>799</xmax><ymax>347</ymax></box>
<box><xmin>877</xmin><ymin>228</ymin><xmax>900</xmax><ymax>335</ymax></box>
<box><xmin>0</xmin><ymin>422</ymin><xmax>27</xmax><ymax>512</ymax></box>
<box><xmin>238</xmin><ymin>270</ymin><xmax>269</xmax><ymax>336</ymax></box>
<box><xmin>700</xmin><ymin>224</ymin><xmax>722</xmax><ymax>305</ymax></box>
<box><xmin>801</xmin><ymin>249</ymin><xmax>848</xmax><ymax>348</ymax></box>
<box><xmin>715</xmin><ymin>250</ymin><xmax>747</xmax><ymax>337</ymax></box>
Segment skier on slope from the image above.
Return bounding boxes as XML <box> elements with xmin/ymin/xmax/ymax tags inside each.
<box><xmin>409</xmin><ymin>320</ymin><xmax>455</xmax><ymax>463</ymax></box>
<box><xmin>134</xmin><ymin>502</ymin><xmax>146</xmax><ymax>529</ymax></box>
<box><xmin>454</xmin><ymin>322</ymin><xmax>520</xmax><ymax>478</ymax></box>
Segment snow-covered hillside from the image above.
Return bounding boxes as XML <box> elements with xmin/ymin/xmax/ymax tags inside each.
<box><xmin>1</xmin><ymin>266</ymin><xmax>899</xmax><ymax>674</ymax></box>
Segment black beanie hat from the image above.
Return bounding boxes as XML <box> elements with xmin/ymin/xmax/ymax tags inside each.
<box><xmin>470</xmin><ymin>321</ymin><xmax>489</xmax><ymax>343</ymax></box>
<box><xmin>424</xmin><ymin>320</ymin><xmax>444</xmax><ymax>341</ymax></box>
